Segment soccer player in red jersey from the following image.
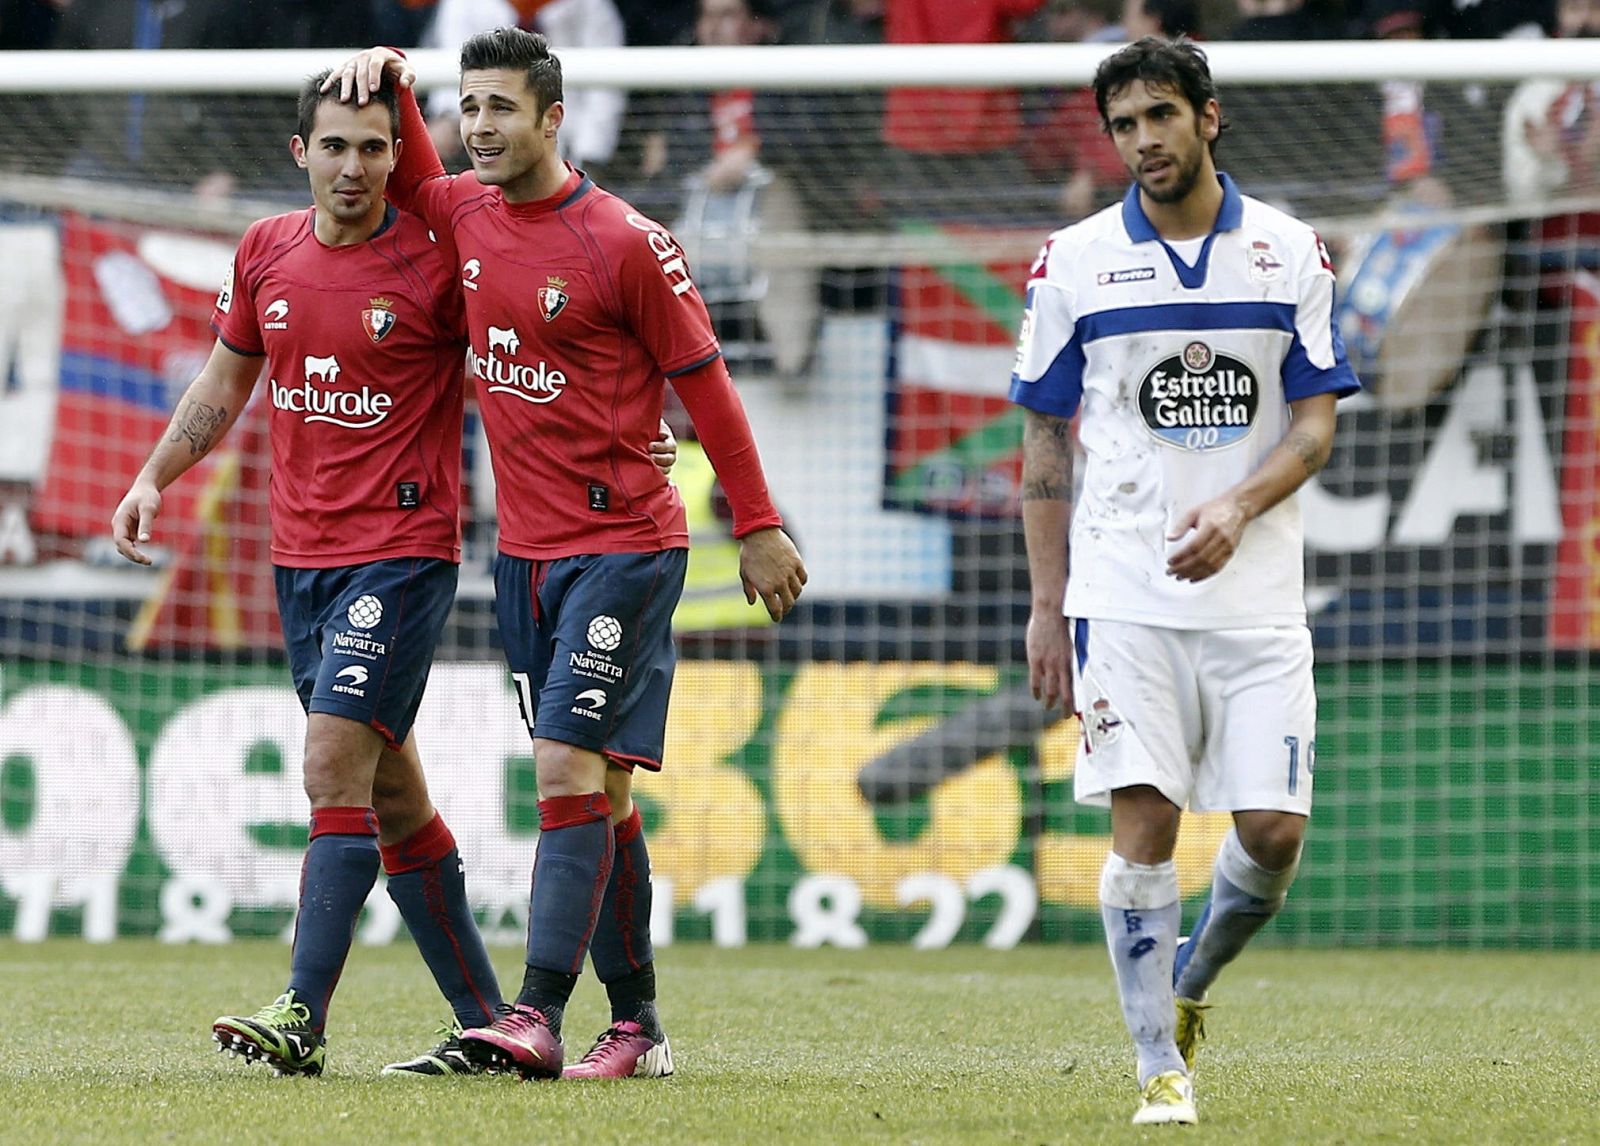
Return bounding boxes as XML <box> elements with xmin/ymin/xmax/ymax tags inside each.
<box><xmin>330</xmin><ymin>29</ymin><xmax>808</xmax><ymax>1080</ymax></box>
<box><xmin>111</xmin><ymin>69</ymin><xmax>673</xmax><ymax>1079</ymax></box>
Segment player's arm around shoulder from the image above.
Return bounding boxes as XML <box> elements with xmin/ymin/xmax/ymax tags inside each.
<box><xmin>112</xmin><ymin>341</ymin><xmax>264</xmax><ymax>566</ymax></box>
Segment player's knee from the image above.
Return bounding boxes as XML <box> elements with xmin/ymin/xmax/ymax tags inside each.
<box><xmin>1234</xmin><ymin>813</ymin><xmax>1306</xmax><ymax>876</ymax></box>
<box><xmin>301</xmin><ymin>758</ymin><xmax>371</xmax><ymax>809</ymax></box>
<box><xmin>371</xmin><ymin>783</ymin><xmax>432</xmax><ymax>841</ymax></box>
<box><xmin>1109</xmin><ymin>785</ymin><xmax>1182</xmax><ymax>863</ymax></box>
<box><xmin>534</xmin><ymin>738</ymin><xmax>607</xmax><ymax>796</ymax></box>
<box><xmin>1228</xmin><ymin>809</ymin><xmax>1305</xmax><ymax>883</ymax></box>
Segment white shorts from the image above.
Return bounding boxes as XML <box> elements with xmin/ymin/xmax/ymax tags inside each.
<box><xmin>1070</xmin><ymin>619</ymin><xmax>1316</xmax><ymax>815</ymax></box>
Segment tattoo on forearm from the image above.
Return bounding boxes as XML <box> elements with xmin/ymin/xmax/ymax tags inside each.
<box><xmin>1022</xmin><ymin>411</ymin><xmax>1075</xmax><ymax>501</ymax></box>
<box><xmin>1283</xmin><ymin>429</ymin><xmax>1328</xmax><ymax>477</ymax></box>
<box><xmin>168</xmin><ymin>400</ymin><xmax>228</xmax><ymax>457</ymax></box>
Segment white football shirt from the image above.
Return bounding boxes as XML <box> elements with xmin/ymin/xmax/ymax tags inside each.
<box><xmin>1010</xmin><ymin>174</ymin><xmax>1360</xmax><ymax>629</ymax></box>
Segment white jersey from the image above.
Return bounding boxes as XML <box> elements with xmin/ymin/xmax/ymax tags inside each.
<box><xmin>1010</xmin><ymin>174</ymin><xmax>1359</xmax><ymax>630</ymax></box>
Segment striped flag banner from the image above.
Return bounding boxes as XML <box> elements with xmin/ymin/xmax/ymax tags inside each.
<box><xmin>884</xmin><ymin>221</ymin><xmax>1032</xmax><ymax>520</ymax></box>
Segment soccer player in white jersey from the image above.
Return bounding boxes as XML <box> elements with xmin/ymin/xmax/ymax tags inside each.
<box><xmin>1009</xmin><ymin>37</ymin><xmax>1359</xmax><ymax>1126</ymax></box>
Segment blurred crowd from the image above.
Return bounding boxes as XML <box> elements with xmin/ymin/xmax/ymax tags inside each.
<box><xmin>1</xmin><ymin>0</ymin><xmax>1596</xmax><ymax>220</ymax></box>
<box><xmin>0</xmin><ymin>0</ymin><xmax>1597</xmax><ymax>382</ymax></box>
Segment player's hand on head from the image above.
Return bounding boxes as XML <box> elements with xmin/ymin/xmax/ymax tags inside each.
<box><xmin>111</xmin><ymin>481</ymin><xmax>162</xmax><ymax>567</ymax></box>
<box><xmin>650</xmin><ymin>419</ymin><xmax>678</xmax><ymax>474</ymax></box>
<box><xmin>1026</xmin><ymin>609</ymin><xmax>1073</xmax><ymax>711</ymax></box>
<box><xmin>739</xmin><ymin>527</ymin><xmax>806</xmax><ymax>622</ymax></box>
<box><xmin>323</xmin><ymin>47</ymin><xmax>414</xmax><ymax>105</ymax></box>
<box><xmin>1166</xmin><ymin>498</ymin><xmax>1247</xmax><ymax>582</ymax></box>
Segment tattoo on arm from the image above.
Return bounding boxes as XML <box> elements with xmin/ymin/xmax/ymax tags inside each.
<box><xmin>168</xmin><ymin>400</ymin><xmax>229</xmax><ymax>457</ymax></box>
<box><xmin>1283</xmin><ymin>429</ymin><xmax>1329</xmax><ymax>477</ymax></box>
<box><xmin>1022</xmin><ymin>411</ymin><xmax>1075</xmax><ymax>500</ymax></box>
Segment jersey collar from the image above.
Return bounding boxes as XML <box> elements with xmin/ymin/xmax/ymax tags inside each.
<box><xmin>1119</xmin><ymin>172</ymin><xmax>1243</xmax><ymax>290</ymax></box>
<box><xmin>505</xmin><ymin>164</ymin><xmax>593</xmax><ymax>216</ymax></box>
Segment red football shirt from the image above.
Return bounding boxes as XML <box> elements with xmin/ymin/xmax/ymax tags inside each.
<box><xmin>211</xmin><ymin>207</ymin><xmax>466</xmax><ymax>568</ymax></box>
<box><xmin>390</xmin><ymin>100</ymin><xmax>778</xmax><ymax>560</ymax></box>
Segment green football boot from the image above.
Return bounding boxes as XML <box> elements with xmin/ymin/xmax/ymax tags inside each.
<box><xmin>212</xmin><ymin>990</ymin><xmax>327</xmax><ymax>1077</ymax></box>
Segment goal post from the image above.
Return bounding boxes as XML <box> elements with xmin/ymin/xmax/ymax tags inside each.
<box><xmin>0</xmin><ymin>40</ymin><xmax>1597</xmax><ymax>949</ymax></box>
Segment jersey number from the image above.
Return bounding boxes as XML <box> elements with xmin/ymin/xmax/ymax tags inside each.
<box><xmin>511</xmin><ymin>671</ymin><xmax>538</xmax><ymax>736</ymax></box>
<box><xmin>1283</xmin><ymin>735</ymin><xmax>1315</xmax><ymax>796</ymax></box>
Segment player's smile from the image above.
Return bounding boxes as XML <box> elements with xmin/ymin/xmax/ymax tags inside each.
<box><xmin>470</xmin><ymin>143</ymin><xmax>505</xmax><ymax>162</ymax></box>
<box><xmin>458</xmin><ymin>67</ymin><xmax>566</xmax><ymax>203</ymax></box>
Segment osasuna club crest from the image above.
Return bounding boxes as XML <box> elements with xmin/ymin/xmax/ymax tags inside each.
<box><xmin>362</xmin><ymin>296</ymin><xmax>397</xmax><ymax>343</ymax></box>
<box><xmin>539</xmin><ymin>275</ymin><xmax>569</xmax><ymax>322</ymax></box>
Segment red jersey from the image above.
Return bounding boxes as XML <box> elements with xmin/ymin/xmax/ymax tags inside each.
<box><xmin>390</xmin><ymin>130</ymin><xmax>748</xmax><ymax>560</ymax></box>
<box><xmin>211</xmin><ymin>207</ymin><xmax>465</xmax><ymax>568</ymax></box>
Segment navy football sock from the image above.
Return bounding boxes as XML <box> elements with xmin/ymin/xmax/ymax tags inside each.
<box><xmin>590</xmin><ymin>805</ymin><xmax>657</xmax><ymax>995</ymax></box>
<box><xmin>286</xmin><ymin>806</ymin><xmax>381</xmax><ymax>1033</ymax></box>
<box><xmin>383</xmin><ymin>813</ymin><xmax>503</xmax><ymax>1029</ymax></box>
<box><xmin>519</xmin><ymin>793</ymin><xmax>614</xmax><ymax>1017</ymax></box>
<box><xmin>588</xmin><ymin>806</ymin><xmax>662</xmax><ymax>1038</ymax></box>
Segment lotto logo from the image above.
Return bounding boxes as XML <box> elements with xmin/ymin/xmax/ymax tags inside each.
<box><xmin>347</xmin><ymin>595</ymin><xmax>383</xmax><ymax>629</ymax></box>
<box><xmin>587</xmin><ymin>615</ymin><xmax>622</xmax><ymax>652</ymax></box>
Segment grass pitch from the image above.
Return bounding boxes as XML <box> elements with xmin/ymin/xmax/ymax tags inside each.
<box><xmin>0</xmin><ymin>940</ymin><xmax>1594</xmax><ymax>1145</ymax></box>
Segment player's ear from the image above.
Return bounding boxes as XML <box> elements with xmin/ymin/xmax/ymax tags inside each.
<box><xmin>392</xmin><ymin>135</ymin><xmax>404</xmax><ymax>167</ymax></box>
<box><xmin>1201</xmin><ymin>99</ymin><xmax>1221</xmax><ymax>142</ymax></box>
<box><xmin>543</xmin><ymin>100</ymin><xmax>564</xmax><ymax>138</ymax></box>
<box><xmin>290</xmin><ymin>134</ymin><xmax>308</xmax><ymax>169</ymax></box>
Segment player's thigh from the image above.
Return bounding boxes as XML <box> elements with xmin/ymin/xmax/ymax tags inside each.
<box><xmin>1070</xmin><ymin>619</ymin><xmax>1203</xmax><ymax>810</ymax></box>
<box><xmin>302</xmin><ymin>557</ymin><xmax>458</xmax><ymax>751</ymax></box>
<box><xmin>1194</xmin><ymin>626</ymin><xmax>1316</xmax><ymax>814</ymax></box>
<box><xmin>538</xmin><ymin>550</ymin><xmax>687</xmax><ymax>772</ymax></box>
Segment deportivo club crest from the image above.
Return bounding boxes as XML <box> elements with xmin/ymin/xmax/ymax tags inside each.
<box><xmin>539</xmin><ymin>276</ymin><xmax>570</xmax><ymax>322</ymax></box>
<box><xmin>1249</xmin><ymin>239</ymin><xmax>1284</xmax><ymax>283</ymax></box>
<box><xmin>362</xmin><ymin>297</ymin><xmax>397</xmax><ymax>343</ymax></box>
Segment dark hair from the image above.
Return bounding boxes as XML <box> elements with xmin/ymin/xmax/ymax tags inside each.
<box><xmin>297</xmin><ymin>67</ymin><xmax>400</xmax><ymax>144</ymax></box>
<box><xmin>459</xmin><ymin>27</ymin><xmax>563</xmax><ymax>114</ymax></box>
<box><xmin>1092</xmin><ymin>36</ymin><xmax>1227</xmax><ymax>157</ymax></box>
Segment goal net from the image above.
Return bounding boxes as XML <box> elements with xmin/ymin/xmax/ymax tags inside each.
<box><xmin>0</xmin><ymin>40</ymin><xmax>1596</xmax><ymax>950</ymax></box>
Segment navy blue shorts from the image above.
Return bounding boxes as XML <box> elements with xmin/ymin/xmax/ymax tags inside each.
<box><xmin>493</xmin><ymin>549</ymin><xmax>688</xmax><ymax>771</ymax></box>
<box><xmin>275</xmin><ymin>557</ymin><xmax>458</xmax><ymax>750</ymax></box>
